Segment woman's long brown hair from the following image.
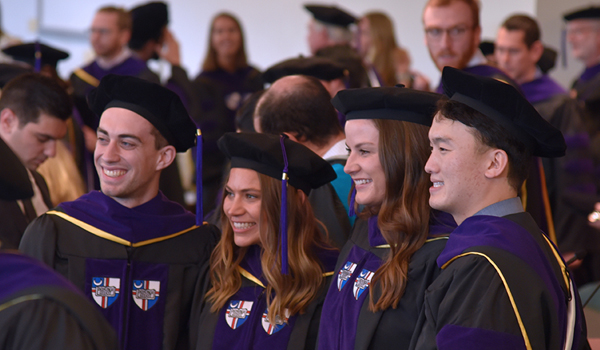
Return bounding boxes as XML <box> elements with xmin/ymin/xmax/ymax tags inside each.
<box><xmin>206</xmin><ymin>172</ymin><xmax>332</xmax><ymax>323</ymax></box>
<box><xmin>358</xmin><ymin>119</ymin><xmax>431</xmax><ymax>311</ymax></box>
<box><xmin>201</xmin><ymin>12</ymin><xmax>249</xmax><ymax>72</ymax></box>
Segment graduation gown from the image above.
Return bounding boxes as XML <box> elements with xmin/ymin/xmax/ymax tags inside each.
<box><xmin>317</xmin><ymin>211</ymin><xmax>456</xmax><ymax>350</ymax></box>
<box><xmin>411</xmin><ymin>212</ymin><xmax>588</xmax><ymax>350</ymax></box>
<box><xmin>572</xmin><ymin>63</ymin><xmax>600</xmax><ymax>102</ymax></box>
<box><xmin>190</xmin><ymin>66</ymin><xmax>263</xmax><ymax>215</ymax></box>
<box><xmin>192</xmin><ymin>245</ymin><xmax>338</xmax><ymax>350</ymax></box>
<box><xmin>0</xmin><ymin>170</ymin><xmax>52</xmax><ymax>250</ymax></box>
<box><xmin>309</xmin><ymin>182</ymin><xmax>352</xmax><ymax>249</ymax></box>
<box><xmin>0</xmin><ymin>251</ymin><xmax>119</xmax><ymax>350</ymax></box>
<box><xmin>19</xmin><ymin>191</ymin><xmax>220</xmax><ymax>350</ymax></box>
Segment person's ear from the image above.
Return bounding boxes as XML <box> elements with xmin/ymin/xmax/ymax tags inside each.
<box><xmin>484</xmin><ymin>148</ymin><xmax>509</xmax><ymax>179</ymax></box>
<box><xmin>155</xmin><ymin>145</ymin><xmax>176</xmax><ymax>171</ymax></box>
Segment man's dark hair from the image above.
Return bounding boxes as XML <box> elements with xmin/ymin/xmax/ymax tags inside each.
<box><xmin>436</xmin><ymin>98</ymin><xmax>531</xmax><ymax>192</ymax></box>
<box><xmin>0</xmin><ymin>73</ymin><xmax>72</xmax><ymax>125</ymax></box>
<box><xmin>256</xmin><ymin>75</ymin><xmax>342</xmax><ymax>147</ymax></box>
<box><xmin>502</xmin><ymin>14</ymin><xmax>540</xmax><ymax>48</ymax></box>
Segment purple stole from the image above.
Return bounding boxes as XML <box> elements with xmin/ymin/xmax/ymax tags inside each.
<box><xmin>318</xmin><ymin>212</ymin><xmax>455</xmax><ymax>349</ymax></box>
<box><xmin>521</xmin><ymin>75</ymin><xmax>566</xmax><ymax>104</ymax></box>
<box><xmin>83</xmin><ymin>56</ymin><xmax>149</xmax><ymax>84</ymax></box>
<box><xmin>435</xmin><ymin>65</ymin><xmax>510</xmax><ymax>94</ymax></box>
<box><xmin>0</xmin><ymin>252</ymin><xmax>81</xmax><ymax>302</ymax></box>
<box><xmin>436</xmin><ymin>215</ymin><xmax>579</xmax><ymax>349</ymax></box>
<box><xmin>58</xmin><ymin>191</ymin><xmax>196</xmax><ymax>350</ymax></box>
<box><xmin>578</xmin><ymin>63</ymin><xmax>600</xmax><ymax>83</ymax></box>
<box><xmin>211</xmin><ymin>245</ymin><xmax>337</xmax><ymax>350</ymax></box>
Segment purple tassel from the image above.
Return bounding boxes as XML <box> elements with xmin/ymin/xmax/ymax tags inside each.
<box><xmin>34</xmin><ymin>41</ymin><xmax>42</xmax><ymax>73</ymax></box>
<box><xmin>348</xmin><ymin>187</ymin><xmax>356</xmax><ymax>217</ymax></box>
<box><xmin>280</xmin><ymin>135</ymin><xmax>289</xmax><ymax>275</ymax></box>
<box><xmin>195</xmin><ymin>129</ymin><xmax>203</xmax><ymax>226</ymax></box>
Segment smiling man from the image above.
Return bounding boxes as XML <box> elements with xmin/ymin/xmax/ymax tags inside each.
<box><xmin>0</xmin><ymin>73</ymin><xmax>71</xmax><ymax>250</ymax></box>
<box><xmin>20</xmin><ymin>75</ymin><xmax>219</xmax><ymax>350</ymax></box>
<box><xmin>410</xmin><ymin>67</ymin><xmax>588</xmax><ymax>350</ymax></box>
<box><xmin>422</xmin><ymin>0</ymin><xmax>513</xmax><ymax>93</ymax></box>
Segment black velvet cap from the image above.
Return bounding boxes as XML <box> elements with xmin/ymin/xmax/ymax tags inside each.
<box><xmin>88</xmin><ymin>74</ymin><xmax>195</xmax><ymax>152</ymax></box>
<box><xmin>441</xmin><ymin>66</ymin><xmax>566</xmax><ymax>158</ymax></box>
<box><xmin>263</xmin><ymin>56</ymin><xmax>346</xmax><ymax>84</ymax></box>
<box><xmin>0</xmin><ymin>137</ymin><xmax>33</xmax><ymax>200</ymax></box>
<box><xmin>331</xmin><ymin>86</ymin><xmax>442</xmax><ymax>126</ymax></box>
<box><xmin>129</xmin><ymin>2</ymin><xmax>168</xmax><ymax>50</ymax></box>
<box><xmin>218</xmin><ymin>132</ymin><xmax>336</xmax><ymax>195</ymax></box>
<box><xmin>538</xmin><ymin>46</ymin><xmax>558</xmax><ymax>74</ymax></box>
<box><xmin>479</xmin><ymin>41</ymin><xmax>495</xmax><ymax>56</ymax></box>
<box><xmin>564</xmin><ymin>6</ymin><xmax>600</xmax><ymax>21</ymax></box>
<box><xmin>304</xmin><ymin>4</ymin><xmax>356</xmax><ymax>27</ymax></box>
<box><xmin>2</xmin><ymin>42</ymin><xmax>69</xmax><ymax>69</ymax></box>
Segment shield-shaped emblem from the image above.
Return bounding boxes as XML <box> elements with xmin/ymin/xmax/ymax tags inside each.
<box><xmin>261</xmin><ymin>308</ymin><xmax>289</xmax><ymax>335</ymax></box>
<box><xmin>91</xmin><ymin>277</ymin><xmax>120</xmax><ymax>308</ymax></box>
<box><xmin>353</xmin><ymin>269</ymin><xmax>374</xmax><ymax>300</ymax></box>
<box><xmin>337</xmin><ymin>261</ymin><xmax>357</xmax><ymax>291</ymax></box>
<box><xmin>132</xmin><ymin>280</ymin><xmax>160</xmax><ymax>311</ymax></box>
<box><xmin>225</xmin><ymin>300</ymin><xmax>253</xmax><ymax>329</ymax></box>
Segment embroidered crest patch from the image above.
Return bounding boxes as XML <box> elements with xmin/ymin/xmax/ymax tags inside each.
<box><xmin>337</xmin><ymin>261</ymin><xmax>357</xmax><ymax>291</ymax></box>
<box><xmin>353</xmin><ymin>269</ymin><xmax>374</xmax><ymax>300</ymax></box>
<box><xmin>91</xmin><ymin>277</ymin><xmax>120</xmax><ymax>308</ymax></box>
<box><xmin>261</xmin><ymin>308</ymin><xmax>289</xmax><ymax>335</ymax></box>
<box><xmin>226</xmin><ymin>300</ymin><xmax>253</xmax><ymax>329</ymax></box>
<box><xmin>132</xmin><ymin>280</ymin><xmax>160</xmax><ymax>311</ymax></box>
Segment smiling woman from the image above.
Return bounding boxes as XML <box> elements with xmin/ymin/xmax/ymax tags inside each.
<box><xmin>191</xmin><ymin>132</ymin><xmax>339</xmax><ymax>350</ymax></box>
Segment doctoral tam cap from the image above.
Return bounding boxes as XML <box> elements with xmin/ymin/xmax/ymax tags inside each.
<box><xmin>87</xmin><ymin>74</ymin><xmax>195</xmax><ymax>152</ymax></box>
<box><xmin>441</xmin><ymin>66</ymin><xmax>566</xmax><ymax>158</ymax></box>
<box><xmin>564</xmin><ymin>6</ymin><xmax>600</xmax><ymax>21</ymax></box>
<box><xmin>304</xmin><ymin>4</ymin><xmax>356</xmax><ymax>27</ymax></box>
<box><xmin>218</xmin><ymin>132</ymin><xmax>336</xmax><ymax>195</ymax></box>
<box><xmin>129</xmin><ymin>2</ymin><xmax>169</xmax><ymax>50</ymax></box>
<box><xmin>331</xmin><ymin>86</ymin><xmax>442</xmax><ymax>126</ymax></box>
<box><xmin>263</xmin><ymin>56</ymin><xmax>346</xmax><ymax>84</ymax></box>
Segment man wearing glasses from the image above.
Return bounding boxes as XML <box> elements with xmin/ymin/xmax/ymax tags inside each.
<box><xmin>422</xmin><ymin>0</ymin><xmax>514</xmax><ymax>93</ymax></box>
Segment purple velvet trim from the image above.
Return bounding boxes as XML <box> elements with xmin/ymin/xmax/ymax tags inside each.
<box><xmin>566</xmin><ymin>183</ymin><xmax>597</xmax><ymax>193</ymax></box>
<box><xmin>436</xmin><ymin>65</ymin><xmax>509</xmax><ymax>94</ymax></box>
<box><xmin>59</xmin><ymin>191</ymin><xmax>196</xmax><ymax>243</ymax></box>
<box><xmin>437</xmin><ymin>324</ymin><xmax>526</xmax><ymax>350</ymax></box>
<box><xmin>367</xmin><ymin>215</ymin><xmax>386</xmax><ymax>247</ymax></box>
<box><xmin>318</xmin><ymin>244</ymin><xmax>381</xmax><ymax>349</ymax></box>
<box><xmin>429</xmin><ymin>210</ymin><xmax>457</xmax><ymax>236</ymax></box>
<box><xmin>564</xmin><ymin>133</ymin><xmax>590</xmax><ymax>149</ymax></box>
<box><xmin>438</xmin><ymin>215</ymin><xmax>567</xmax><ymax>345</ymax></box>
<box><xmin>348</xmin><ymin>187</ymin><xmax>356</xmax><ymax>217</ymax></box>
<box><xmin>0</xmin><ymin>252</ymin><xmax>81</xmax><ymax>303</ymax></box>
<box><xmin>280</xmin><ymin>135</ymin><xmax>289</xmax><ymax>275</ymax></box>
<box><xmin>83</xmin><ymin>56</ymin><xmax>148</xmax><ymax>83</ymax></box>
<box><xmin>196</xmin><ymin>132</ymin><xmax>203</xmax><ymax>225</ymax></box>
<box><xmin>84</xmin><ymin>258</ymin><xmax>169</xmax><ymax>350</ymax></box>
<box><xmin>521</xmin><ymin>75</ymin><xmax>566</xmax><ymax>104</ymax></box>
<box><xmin>579</xmin><ymin>63</ymin><xmax>600</xmax><ymax>82</ymax></box>
<box><xmin>564</xmin><ymin>158</ymin><xmax>594</xmax><ymax>174</ymax></box>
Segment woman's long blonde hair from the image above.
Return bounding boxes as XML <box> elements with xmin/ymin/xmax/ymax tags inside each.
<box><xmin>363</xmin><ymin>12</ymin><xmax>410</xmax><ymax>87</ymax></box>
<box><xmin>207</xmin><ymin>172</ymin><xmax>333</xmax><ymax>322</ymax></box>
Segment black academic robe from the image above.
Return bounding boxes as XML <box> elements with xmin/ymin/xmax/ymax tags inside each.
<box><xmin>191</xmin><ymin>245</ymin><xmax>338</xmax><ymax>350</ymax></box>
<box><xmin>411</xmin><ymin>212</ymin><xmax>588</xmax><ymax>350</ymax></box>
<box><xmin>19</xmin><ymin>191</ymin><xmax>220</xmax><ymax>350</ymax></box>
<box><xmin>0</xmin><ymin>170</ymin><xmax>52</xmax><ymax>250</ymax></box>
<box><xmin>0</xmin><ymin>251</ymin><xmax>119</xmax><ymax>350</ymax></box>
<box><xmin>309</xmin><ymin>182</ymin><xmax>352</xmax><ymax>249</ymax></box>
<box><xmin>317</xmin><ymin>212</ymin><xmax>455</xmax><ymax>350</ymax></box>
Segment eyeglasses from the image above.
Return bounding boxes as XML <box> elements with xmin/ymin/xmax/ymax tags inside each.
<box><xmin>425</xmin><ymin>25</ymin><xmax>472</xmax><ymax>40</ymax></box>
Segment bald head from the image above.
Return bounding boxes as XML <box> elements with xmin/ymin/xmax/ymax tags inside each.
<box><xmin>254</xmin><ymin>75</ymin><xmax>342</xmax><ymax>149</ymax></box>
